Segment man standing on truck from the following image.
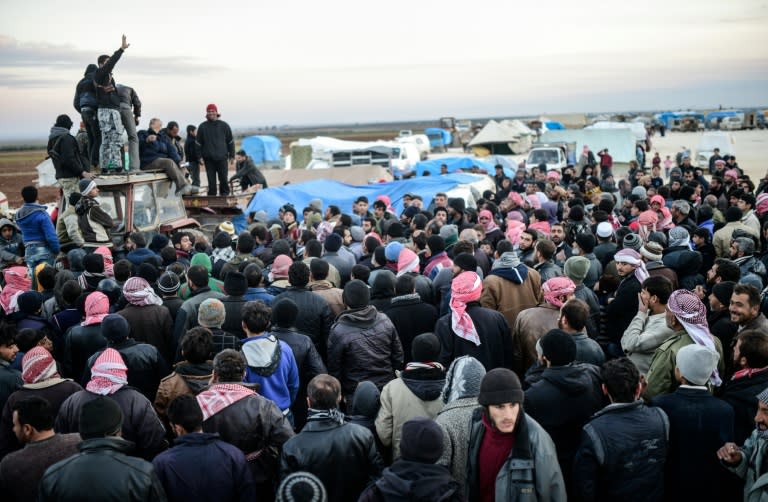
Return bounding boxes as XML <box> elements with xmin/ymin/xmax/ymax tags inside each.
<box><xmin>196</xmin><ymin>104</ymin><xmax>235</xmax><ymax>197</ymax></box>
<box><xmin>94</xmin><ymin>35</ymin><xmax>130</xmax><ymax>171</ymax></box>
<box><xmin>116</xmin><ymin>84</ymin><xmax>141</xmax><ymax>172</ymax></box>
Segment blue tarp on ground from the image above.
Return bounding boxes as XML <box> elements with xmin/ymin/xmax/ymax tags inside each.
<box><xmin>413</xmin><ymin>157</ymin><xmax>515</xmax><ymax>178</ymax></box>
<box><xmin>240</xmin><ymin>135</ymin><xmax>282</xmax><ymax>164</ymax></box>
<box><xmin>245</xmin><ymin>173</ymin><xmax>485</xmax><ymax>219</ymax></box>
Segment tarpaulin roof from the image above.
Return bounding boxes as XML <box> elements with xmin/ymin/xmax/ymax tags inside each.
<box><xmin>246</xmin><ymin>173</ymin><xmax>486</xmax><ymax>219</ymax></box>
<box><xmin>240</xmin><ymin>135</ymin><xmax>282</xmax><ymax>164</ymax></box>
<box><xmin>540</xmin><ymin>129</ymin><xmax>637</xmax><ymax>163</ymax></box>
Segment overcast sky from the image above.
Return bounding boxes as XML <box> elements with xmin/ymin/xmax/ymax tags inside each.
<box><xmin>1</xmin><ymin>0</ymin><xmax>767</xmax><ymax>139</ymax></box>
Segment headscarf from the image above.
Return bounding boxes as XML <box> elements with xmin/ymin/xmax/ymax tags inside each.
<box><xmin>86</xmin><ymin>348</ymin><xmax>129</xmax><ymax>395</ymax></box>
<box><xmin>637</xmin><ymin>210</ymin><xmax>659</xmax><ymax>242</ymax></box>
<box><xmin>508</xmin><ymin>191</ymin><xmax>524</xmax><ymax>208</ymax></box>
<box><xmin>668</xmin><ymin>226</ymin><xmax>691</xmax><ymax>248</ymax></box>
<box><xmin>504</xmin><ymin>220</ymin><xmax>526</xmax><ymax>245</ymax></box>
<box><xmin>122</xmin><ymin>276</ymin><xmax>163</xmax><ymax>307</ymax></box>
<box><xmin>449</xmin><ymin>271</ymin><xmax>483</xmax><ymax>346</ymax></box>
<box><xmin>542</xmin><ymin>277</ymin><xmax>576</xmax><ymax>308</ymax></box>
<box><xmin>94</xmin><ymin>246</ymin><xmax>114</xmax><ymax>278</ymax></box>
<box><xmin>546</xmin><ymin>170</ymin><xmax>561</xmax><ymax>182</ymax></box>
<box><xmin>667</xmin><ymin>289</ymin><xmax>721</xmax><ymax>386</ymax></box>
<box><xmin>614</xmin><ymin>248</ymin><xmax>650</xmax><ymax>283</ymax></box>
<box><xmin>756</xmin><ymin>193</ymin><xmax>768</xmax><ymax>216</ymax></box>
<box><xmin>396</xmin><ymin>248</ymin><xmax>420</xmax><ymax>277</ymax></box>
<box><xmin>525</xmin><ymin>194</ymin><xmax>541</xmax><ymax>210</ymax></box>
<box><xmin>21</xmin><ymin>347</ymin><xmax>60</xmax><ymax>384</ymax></box>
<box><xmin>724</xmin><ymin>169</ymin><xmax>739</xmax><ymax>180</ymax></box>
<box><xmin>479</xmin><ymin>210</ymin><xmax>499</xmax><ymax>233</ymax></box>
<box><xmin>0</xmin><ymin>266</ymin><xmax>31</xmax><ymax>314</ymax></box>
<box><xmin>197</xmin><ymin>383</ymin><xmax>256</xmax><ymax>421</ymax></box>
<box><xmin>441</xmin><ymin>355</ymin><xmax>486</xmax><ymax>404</ymax></box>
<box><xmin>82</xmin><ymin>291</ymin><xmax>110</xmax><ymax>326</ymax></box>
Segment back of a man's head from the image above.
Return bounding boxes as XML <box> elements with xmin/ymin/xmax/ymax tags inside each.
<box><xmin>168</xmin><ymin>395</ymin><xmax>204</xmax><ymax>434</ymax></box>
<box><xmin>12</xmin><ymin>396</ymin><xmax>55</xmax><ymax>440</ymax></box>
<box><xmin>310</xmin><ymin>258</ymin><xmax>330</xmax><ymax>281</ymax></box>
<box><xmin>79</xmin><ymin>396</ymin><xmax>124</xmax><ymax>440</ymax></box>
<box><xmin>213</xmin><ymin>349</ymin><xmax>246</xmax><ymax>383</ymax></box>
<box><xmin>307</xmin><ymin>374</ymin><xmax>341</xmax><ymax>409</ymax></box>
<box><xmin>288</xmin><ymin>261</ymin><xmax>310</xmax><ymax>288</ymax></box>
<box><xmin>21</xmin><ymin>186</ymin><xmax>38</xmax><ymax>204</ymax></box>
<box><xmin>601</xmin><ymin>358</ymin><xmax>639</xmax><ymax>403</ymax></box>
<box><xmin>187</xmin><ymin>265</ymin><xmax>209</xmax><ymax>289</ymax></box>
<box><xmin>642</xmin><ymin>276</ymin><xmax>673</xmax><ymax>305</ymax></box>
<box><xmin>560</xmin><ymin>299</ymin><xmax>589</xmax><ymax>331</ymax></box>
<box><xmin>181</xmin><ymin>327</ymin><xmax>214</xmax><ymax>364</ymax></box>
<box><xmin>304</xmin><ymin>239</ymin><xmax>323</xmax><ymax>259</ymax></box>
<box><xmin>241</xmin><ymin>300</ymin><xmax>272</xmax><ymax>334</ymax></box>
<box><xmin>395</xmin><ymin>274</ymin><xmax>416</xmax><ymax>296</ymax></box>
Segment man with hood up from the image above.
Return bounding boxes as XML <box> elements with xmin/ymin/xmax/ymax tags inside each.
<box><xmin>15</xmin><ymin>186</ymin><xmax>60</xmax><ymax>287</ymax></box>
<box><xmin>47</xmin><ymin>114</ymin><xmax>92</xmax><ymax>202</ymax></box>
<box><xmin>73</xmin><ymin>63</ymin><xmax>100</xmax><ymax>168</ymax></box>
<box><xmin>375</xmin><ymin>333</ymin><xmax>445</xmax><ymax>461</ymax></box>
<box><xmin>0</xmin><ymin>218</ymin><xmax>23</xmax><ymax>267</ymax></box>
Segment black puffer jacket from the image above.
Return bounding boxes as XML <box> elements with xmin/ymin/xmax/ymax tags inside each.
<box><xmin>84</xmin><ymin>340</ymin><xmax>171</xmax><ymax>402</ymax></box>
<box><xmin>328</xmin><ymin>306</ymin><xmax>404</xmax><ymax>397</ymax></box>
<box><xmin>435</xmin><ymin>303</ymin><xmax>513</xmax><ymax>371</ymax></box>
<box><xmin>573</xmin><ymin>401</ymin><xmax>669</xmax><ymax>502</ymax></box>
<box><xmin>382</xmin><ymin>294</ymin><xmax>439</xmax><ymax>364</ymax></box>
<box><xmin>280</xmin><ymin>418</ymin><xmax>384</xmax><ymax>502</ymax></box>
<box><xmin>63</xmin><ymin>324</ymin><xmax>108</xmax><ymax>380</ymax></box>
<box><xmin>662</xmin><ymin>246</ymin><xmax>704</xmax><ymax>290</ymax></box>
<box><xmin>47</xmin><ymin>127</ymin><xmax>87</xmax><ymax>179</ymax></box>
<box><xmin>273</xmin><ymin>288</ymin><xmax>334</xmax><ymax>359</ymax></box>
<box><xmin>56</xmin><ymin>387</ymin><xmax>167</xmax><ymax>460</ymax></box>
<box><xmin>358</xmin><ymin>460</ymin><xmax>464</xmax><ymax>502</ymax></box>
<box><xmin>37</xmin><ymin>437</ymin><xmax>166</xmax><ymax>501</ymax></box>
<box><xmin>524</xmin><ymin>364</ymin><xmax>605</xmax><ymax>486</ymax></box>
<box><xmin>220</xmin><ymin>295</ymin><xmax>247</xmax><ymax>338</ymax></box>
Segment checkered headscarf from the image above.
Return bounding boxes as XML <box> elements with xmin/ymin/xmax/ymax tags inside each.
<box><xmin>667</xmin><ymin>289</ymin><xmax>721</xmax><ymax>386</ymax></box>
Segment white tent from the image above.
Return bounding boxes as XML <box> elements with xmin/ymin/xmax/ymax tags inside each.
<box><xmin>586</xmin><ymin>121</ymin><xmax>647</xmax><ymax>142</ymax></box>
<box><xmin>469</xmin><ymin>120</ymin><xmax>534</xmax><ymax>154</ymax></box>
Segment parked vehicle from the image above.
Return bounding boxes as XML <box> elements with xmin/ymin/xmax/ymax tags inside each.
<box><xmin>526</xmin><ymin>144</ymin><xmax>568</xmax><ymax>171</ymax></box>
<box><xmin>695</xmin><ymin>132</ymin><xmax>735</xmax><ymax>169</ymax></box>
<box><xmin>424</xmin><ymin>128</ymin><xmax>452</xmax><ymax>152</ymax></box>
<box><xmin>396</xmin><ymin>134</ymin><xmax>431</xmax><ymax>160</ymax></box>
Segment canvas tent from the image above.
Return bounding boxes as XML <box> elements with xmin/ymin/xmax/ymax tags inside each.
<box><xmin>586</xmin><ymin>121</ymin><xmax>647</xmax><ymax>142</ymax></box>
<box><xmin>540</xmin><ymin>128</ymin><xmax>636</xmax><ymax>163</ymax></box>
<box><xmin>240</xmin><ymin>135</ymin><xmax>282</xmax><ymax>165</ymax></box>
<box><xmin>468</xmin><ymin>120</ymin><xmax>534</xmax><ymax>155</ymax></box>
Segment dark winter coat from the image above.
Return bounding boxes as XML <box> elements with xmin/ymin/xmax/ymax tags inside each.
<box><xmin>139</xmin><ymin>128</ymin><xmax>181</xmax><ymax>167</ymax></box>
<box><xmin>196</xmin><ymin>119</ymin><xmax>234</xmax><ymax>161</ymax></box>
<box><xmin>328</xmin><ymin>306</ymin><xmax>404</xmax><ymax>397</ymax></box>
<box><xmin>273</xmin><ymin>288</ymin><xmax>334</xmax><ymax>359</ymax></box>
<box><xmin>604</xmin><ymin>275</ymin><xmax>642</xmax><ymax>343</ymax></box>
<box><xmin>62</xmin><ymin>323</ymin><xmax>108</xmax><ymax>380</ymax></box>
<box><xmin>220</xmin><ymin>295</ymin><xmax>247</xmax><ymax>339</ymax></box>
<box><xmin>47</xmin><ymin>126</ymin><xmax>87</xmax><ymax>179</ymax></box>
<box><xmin>93</xmin><ymin>48</ymin><xmax>124</xmax><ymax>109</ymax></box>
<box><xmin>524</xmin><ymin>364</ymin><xmax>604</xmax><ymax>489</ymax></box>
<box><xmin>0</xmin><ymin>361</ymin><xmax>21</xmax><ymax>414</ymax></box>
<box><xmin>573</xmin><ymin>401</ymin><xmax>669</xmax><ymax>502</ymax></box>
<box><xmin>435</xmin><ymin>303</ymin><xmax>513</xmax><ymax>371</ymax></box>
<box><xmin>358</xmin><ymin>460</ymin><xmax>464</xmax><ymax>502</ymax></box>
<box><xmin>280</xmin><ymin>418</ymin><xmax>384</xmax><ymax>502</ymax></box>
<box><xmin>720</xmin><ymin>369</ymin><xmax>768</xmax><ymax>444</ymax></box>
<box><xmin>56</xmin><ymin>387</ymin><xmax>167</xmax><ymax>460</ymax></box>
<box><xmin>662</xmin><ymin>246</ymin><xmax>704</xmax><ymax>290</ymax></box>
<box><xmin>118</xmin><ymin>304</ymin><xmax>175</xmax><ymax>363</ymax></box>
<box><xmin>152</xmin><ymin>432</ymin><xmax>256</xmax><ymax>502</ymax></box>
<box><xmin>85</xmin><ymin>340</ymin><xmax>171</xmax><ymax>402</ymax></box>
<box><xmin>651</xmin><ymin>386</ymin><xmax>736</xmax><ymax>501</ymax></box>
<box><xmin>382</xmin><ymin>294</ymin><xmax>439</xmax><ymax>364</ymax></box>
<box><xmin>37</xmin><ymin>437</ymin><xmax>166</xmax><ymax>501</ymax></box>
<box><xmin>230</xmin><ymin>156</ymin><xmax>268</xmax><ymax>189</ymax></box>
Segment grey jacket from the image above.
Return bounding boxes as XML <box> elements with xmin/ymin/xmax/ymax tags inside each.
<box><xmin>467</xmin><ymin>408</ymin><xmax>566</xmax><ymax>501</ymax></box>
<box><xmin>436</xmin><ymin>397</ymin><xmax>478</xmax><ymax>488</ymax></box>
<box><xmin>620</xmin><ymin>311</ymin><xmax>676</xmax><ymax>375</ymax></box>
<box><xmin>726</xmin><ymin>429</ymin><xmax>768</xmax><ymax>502</ymax></box>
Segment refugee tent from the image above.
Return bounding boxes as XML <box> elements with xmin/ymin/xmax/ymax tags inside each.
<box><xmin>540</xmin><ymin>128</ymin><xmax>636</xmax><ymax>163</ymax></box>
<box><xmin>586</xmin><ymin>121</ymin><xmax>647</xmax><ymax>142</ymax></box>
<box><xmin>240</xmin><ymin>135</ymin><xmax>282</xmax><ymax>165</ymax></box>
<box><xmin>246</xmin><ymin>173</ymin><xmax>486</xmax><ymax>219</ymax></box>
<box><xmin>469</xmin><ymin>120</ymin><xmax>533</xmax><ymax>155</ymax></box>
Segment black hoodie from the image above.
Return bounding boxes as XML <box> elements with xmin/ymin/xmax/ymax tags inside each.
<box><xmin>366</xmin><ymin>460</ymin><xmax>463</xmax><ymax>502</ymax></box>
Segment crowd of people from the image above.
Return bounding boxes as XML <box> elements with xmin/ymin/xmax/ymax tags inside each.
<box><xmin>1</xmin><ymin>33</ymin><xmax>768</xmax><ymax>501</ymax></box>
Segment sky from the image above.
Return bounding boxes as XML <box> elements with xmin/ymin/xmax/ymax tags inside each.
<box><xmin>1</xmin><ymin>0</ymin><xmax>767</xmax><ymax>140</ymax></box>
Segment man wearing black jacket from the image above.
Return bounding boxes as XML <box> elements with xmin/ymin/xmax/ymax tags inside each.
<box><xmin>47</xmin><ymin>114</ymin><xmax>92</xmax><ymax>202</ymax></box>
<box><xmin>94</xmin><ymin>35</ymin><xmax>130</xmax><ymax>171</ymax></box>
<box><xmin>196</xmin><ymin>103</ymin><xmax>234</xmax><ymax>196</ymax></box>
<box><xmin>73</xmin><ymin>64</ymin><xmax>100</xmax><ymax>168</ymax></box>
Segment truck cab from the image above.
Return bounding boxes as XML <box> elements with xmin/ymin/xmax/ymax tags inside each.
<box><xmin>526</xmin><ymin>145</ymin><xmax>568</xmax><ymax>171</ymax></box>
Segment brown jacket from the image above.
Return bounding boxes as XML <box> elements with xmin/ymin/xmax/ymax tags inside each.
<box><xmin>309</xmin><ymin>280</ymin><xmax>345</xmax><ymax>316</ymax></box>
<box><xmin>480</xmin><ymin>266</ymin><xmax>543</xmax><ymax>336</ymax></box>
<box><xmin>510</xmin><ymin>304</ymin><xmax>561</xmax><ymax>377</ymax></box>
<box><xmin>154</xmin><ymin>361</ymin><xmax>213</xmax><ymax>424</ymax></box>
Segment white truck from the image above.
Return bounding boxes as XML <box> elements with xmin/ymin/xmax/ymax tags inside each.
<box><xmin>526</xmin><ymin>144</ymin><xmax>569</xmax><ymax>171</ymax></box>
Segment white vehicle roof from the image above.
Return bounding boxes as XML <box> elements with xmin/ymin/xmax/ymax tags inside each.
<box><xmin>696</xmin><ymin>132</ymin><xmax>735</xmax><ymax>155</ymax></box>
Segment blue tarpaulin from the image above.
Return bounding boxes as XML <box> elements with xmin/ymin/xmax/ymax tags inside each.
<box><xmin>240</xmin><ymin>135</ymin><xmax>282</xmax><ymax>164</ymax></box>
<box><xmin>245</xmin><ymin>173</ymin><xmax>486</xmax><ymax>219</ymax></box>
<box><xmin>544</xmin><ymin>121</ymin><xmax>565</xmax><ymax>130</ymax></box>
<box><xmin>412</xmin><ymin>157</ymin><xmax>515</xmax><ymax>178</ymax></box>
<box><xmin>424</xmin><ymin>128</ymin><xmax>452</xmax><ymax>148</ymax></box>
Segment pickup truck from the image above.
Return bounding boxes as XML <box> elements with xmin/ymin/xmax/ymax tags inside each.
<box><xmin>526</xmin><ymin>145</ymin><xmax>569</xmax><ymax>171</ymax></box>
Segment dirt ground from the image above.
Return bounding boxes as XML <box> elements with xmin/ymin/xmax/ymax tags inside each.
<box><xmin>0</xmin><ymin>150</ymin><xmax>59</xmax><ymax>208</ymax></box>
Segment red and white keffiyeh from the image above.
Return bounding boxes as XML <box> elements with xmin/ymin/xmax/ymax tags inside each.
<box><xmin>450</xmin><ymin>271</ymin><xmax>483</xmax><ymax>346</ymax></box>
<box><xmin>123</xmin><ymin>277</ymin><xmax>163</xmax><ymax>307</ymax></box>
<box><xmin>614</xmin><ymin>248</ymin><xmax>650</xmax><ymax>283</ymax></box>
<box><xmin>82</xmin><ymin>291</ymin><xmax>110</xmax><ymax>326</ymax></box>
<box><xmin>21</xmin><ymin>347</ymin><xmax>59</xmax><ymax>384</ymax></box>
<box><xmin>0</xmin><ymin>266</ymin><xmax>31</xmax><ymax>315</ymax></box>
<box><xmin>542</xmin><ymin>277</ymin><xmax>576</xmax><ymax>308</ymax></box>
<box><xmin>94</xmin><ymin>246</ymin><xmax>114</xmax><ymax>278</ymax></box>
<box><xmin>86</xmin><ymin>348</ymin><xmax>128</xmax><ymax>395</ymax></box>
<box><xmin>667</xmin><ymin>289</ymin><xmax>721</xmax><ymax>386</ymax></box>
<box><xmin>196</xmin><ymin>383</ymin><xmax>256</xmax><ymax>421</ymax></box>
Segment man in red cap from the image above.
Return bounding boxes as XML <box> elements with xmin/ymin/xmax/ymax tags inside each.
<box><xmin>196</xmin><ymin>104</ymin><xmax>234</xmax><ymax>196</ymax></box>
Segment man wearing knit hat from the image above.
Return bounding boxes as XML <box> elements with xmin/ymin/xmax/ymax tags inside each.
<box><xmin>360</xmin><ymin>417</ymin><xmax>463</xmax><ymax>501</ymax></box>
<box><xmin>466</xmin><ymin>368</ymin><xmax>565</xmax><ymax>501</ymax></box>
<box><xmin>620</xmin><ymin>276</ymin><xmax>676</xmax><ymax>375</ymax></box>
<box><xmin>75</xmin><ymin>178</ymin><xmax>114</xmax><ymax>248</ymax></box>
<box><xmin>563</xmin><ymin>256</ymin><xmax>601</xmax><ymax>338</ymax></box>
<box><xmin>718</xmin><ymin>385</ymin><xmax>768</xmax><ymax>501</ymax></box>
<box><xmin>196</xmin><ymin>103</ymin><xmax>234</xmax><ymax>196</ymax></box>
<box><xmin>39</xmin><ymin>395</ymin><xmax>167</xmax><ymax>501</ymax></box>
<box><xmin>574</xmin><ymin>358</ymin><xmax>669</xmax><ymax>501</ymax></box>
<box><xmin>643</xmin><ymin>289</ymin><xmax>724</xmax><ymax>400</ymax></box>
<box><xmin>573</xmin><ymin>232</ymin><xmax>602</xmax><ymax>290</ymax></box>
<box><xmin>641</xmin><ymin>240</ymin><xmax>680</xmax><ymax>289</ymax></box>
<box><xmin>653</xmin><ymin>344</ymin><xmax>734</xmax><ymax>501</ymax></box>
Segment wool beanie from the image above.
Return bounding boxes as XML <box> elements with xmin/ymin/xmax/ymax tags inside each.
<box><xmin>149</xmin><ymin>234</ymin><xmax>170</xmax><ymax>253</ymax></box>
<box><xmin>676</xmin><ymin>344</ymin><xmax>720</xmax><ymax>386</ymax></box>
<box><xmin>158</xmin><ymin>271</ymin><xmax>181</xmax><ymax>294</ymax></box>
<box><xmin>350</xmin><ymin>226</ymin><xmax>365</xmax><ymax>243</ymax></box>
<box><xmin>411</xmin><ymin>332</ymin><xmax>441</xmax><ymax>362</ymax></box>
<box><xmin>427</xmin><ymin>235</ymin><xmax>446</xmax><ymax>254</ymax></box>
<box><xmin>79</xmin><ymin>396</ymin><xmax>124</xmax><ymax>439</ymax></box>
<box><xmin>453</xmin><ymin>252</ymin><xmax>478</xmax><ymax>273</ymax></box>
<box><xmin>399</xmin><ymin>417</ymin><xmax>445</xmax><ymax>464</ymax></box>
<box><xmin>439</xmin><ymin>224</ymin><xmax>459</xmax><ymax>247</ymax></box>
<box><xmin>478</xmin><ymin>368</ymin><xmax>523</xmax><ymax>406</ymax></box>
<box><xmin>324</xmin><ymin>233</ymin><xmax>343</xmax><ymax>253</ymax></box>
<box><xmin>402</xmin><ymin>205</ymin><xmax>420</xmax><ymax>219</ymax></box>
<box><xmin>712</xmin><ymin>281</ymin><xmax>737</xmax><ymax>307</ymax></box>
<box><xmin>448</xmin><ymin>197</ymin><xmax>465</xmax><ymax>214</ymax></box>
<box><xmin>198</xmin><ymin>298</ymin><xmax>226</xmax><ymax>328</ymax></box>
<box><xmin>224</xmin><ymin>272</ymin><xmax>247</xmax><ymax>296</ymax></box>
<box><xmin>343</xmin><ymin>279</ymin><xmax>370</xmax><ymax>309</ymax></box>
<box><xmin>101</xmin><ymin>313</ymin><xmax>130</xmax><ymax>342</ymax></box>
<box><xmin>564</xmin><ymin>256</ymin><xmax>590</xmax><ymax>285</ymax></box>
<box><xmin>539</xmin><ymin>329</ymin><xmax>577</xmax><ymax>366</ymax></box>
<box><xmin>640</xmin><ymin>242</ymin><xmax>664</xmax><ymax>262</ymax></box>
<box><xmin>17</xmin><ymin>291</ymin><xmax>43</xmax><ymax>315</ymax></box>
<box><xmin>385</xmin><ymin>242</ymin><xmax>404</xmax><ymax>262</ymax></box>
<box><xmin>622</xmin><ymin>233</ymin><xmax>643</xmax><ymax>251</ymax></box>
<box><xmin>79</xmin><ymin>178</ymin><xmax>97</xmax><ymax>196</ymax></box>
<box><xmin>276</xmin><ymin>472</ymin><xmax>327</xmax><ymax>502</ymax></box>
<box><xmin>387</xmin><ymin>222</ymin><xmax>405</xmax><ymax>239</ymax></box>
<box><xmin>271</xmin><ymin>298</ymin><xmax>299</xmax><ymax>328</ymax></box>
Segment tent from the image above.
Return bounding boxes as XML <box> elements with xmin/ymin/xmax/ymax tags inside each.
<box><xmin>245</xmin><ymin>173</ymin><xmax>487</xmax><ymax>219</ymax></box>
<box><xmin>586</xmin><ymin>121</ymin><xmax>647</xmax><ymax>142</ymax></box>
<box><xmin>468</xmin><ymin>120</ymin><xmax>533</xmax><ymax>155</ymax></box>
<box><xmin>240</xmin><ymin>135</ymin><xmax>282</xmax><ymax>165</ymax></box>
<box><xmin>540</xmin><ymin>128</ymin><xmax>636</xmax><ymax>163</ymax></box>
<box><xmin>544</xmin><ymin>121</ymin><xmax>565</xmax><ymax>130</ymax></box>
